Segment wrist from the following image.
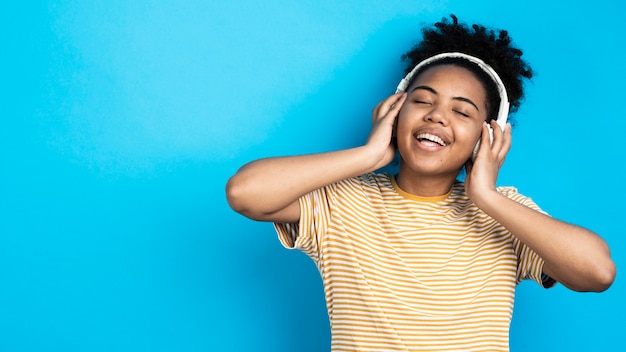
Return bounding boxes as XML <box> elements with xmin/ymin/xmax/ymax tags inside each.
<box><xmin>363</xmin><ymin>142</ymin><xmax>396</xmax><ymax>171</ymax></box>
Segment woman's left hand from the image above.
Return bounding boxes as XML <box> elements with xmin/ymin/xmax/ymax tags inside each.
<box><xmin>464</xmin><ymin>120</ymin><xmax>511</xmax><ymax>205</ymax></box>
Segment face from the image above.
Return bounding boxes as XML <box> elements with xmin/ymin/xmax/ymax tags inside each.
<box><xmin>396</xmin><ymin>64</ymin><xmax>489</xmax><ymax>178</ymax></box>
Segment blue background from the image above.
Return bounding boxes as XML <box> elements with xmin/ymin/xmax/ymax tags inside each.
<box><xmin>1</xmin><ymin>1</ymin><xmax>624</xmax><ymax>351</ymax></box>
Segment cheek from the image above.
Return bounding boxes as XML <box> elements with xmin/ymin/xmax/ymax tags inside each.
<box><xmin>395</xmin><ymin>109</ymin><xmax>411</xmax><ymax>134</ymax></box>
<box><xmin>460</xmin><ymin>123</ymin><xmax>484</xmax><ymax>145</ymax></box>
<box><xmin>392</xmin><ymin>113</ymin><xmax>407</xmax><ymax>141</ymax></box>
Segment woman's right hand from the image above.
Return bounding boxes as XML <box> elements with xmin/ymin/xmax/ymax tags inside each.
<box><xmin>366</xmin><ymin>92</ymin><xmax>407</xmax><ymax>170</ymax></box>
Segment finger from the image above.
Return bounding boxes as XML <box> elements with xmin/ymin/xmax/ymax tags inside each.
<box><xmin>497</xmin><ymin>123</ymin><xmax>512</xmax><ymax>162</ymax></box>
<box><xmin>490</xmin><ymin>119</ymin><xmax>504</xmax><ymax>139</ymax></box>
<box><xmin>372</xmin><ymin>101</ymin><xmax>384</xmax><ymax>124</ymax></box>
<box><xmin>372</xmin><ymin>93</ymin><xmax>399</xmax><ymax>124</ymax></box>
<box><xmin>489</xmin><ymin>120</ymin><xmax>508</xmax><ymax>151</ymax></box>
<box><xmin>487</xmin><ymin>120</ymin><xmax>510</xmax><ymax>167</ymax></box>
<box><xmin>389</xmin><ymin>92</ymin><xmax>407</xmax><ymax>109</ymax></box>
<box><xmin>480</xmin><ymin>121</ymin><xmax>491</xmax><ymax>151</ymax></box>
<box><xmin>380</xmin><ymin>92</ymin><xmax>406</xmax><ymax>117</ymax></box>
<box><xmin>373</xmin><ymin>93</ymin><xmax>406</xmax><ymax>128</ymax></box>
<box><xmin>485</xmin><ymin>120</ymin><xmax>500</xmax><ymax>154</ymax></box>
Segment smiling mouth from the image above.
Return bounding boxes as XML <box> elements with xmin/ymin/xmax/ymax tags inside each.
<box><xmin>415</xmin><ymin>133</ymin><xmax>447</xmax><ymax>147</ymax></box>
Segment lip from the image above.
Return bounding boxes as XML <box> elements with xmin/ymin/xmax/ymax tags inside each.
<box><xmin>413</xmin><ymin>128</ymin><xmax>450</xmax><ymax>151</ymax></box>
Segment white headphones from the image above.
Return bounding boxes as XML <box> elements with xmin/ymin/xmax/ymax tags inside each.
<box><xmin>395</xmin><ymin>52</ymin><xmax>509</xmax><ymax>160</ymax></box>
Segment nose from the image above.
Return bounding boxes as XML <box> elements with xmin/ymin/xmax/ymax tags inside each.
<box><xmin>424</xmin><ymin>105</ymin><xmax>448</xmax><ymax>126</ymax></box>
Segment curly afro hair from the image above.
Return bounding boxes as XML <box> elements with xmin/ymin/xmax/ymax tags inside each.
<box><xmin>400</xmin><ymin>14</ymin><xmax>533</xmax><ymax>124</ymax></box>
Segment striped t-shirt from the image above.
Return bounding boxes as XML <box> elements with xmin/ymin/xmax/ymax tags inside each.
<box><xmin>275</xmin><ymin>173</ymin><xmax>553</xmax><ymax>352</ymax></box>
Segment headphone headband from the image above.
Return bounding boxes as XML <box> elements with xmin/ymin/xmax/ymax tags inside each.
<box><xmin>395</xmin><ymin>52</ymin><xmax>510</xmax><ymax>128</ymax></box>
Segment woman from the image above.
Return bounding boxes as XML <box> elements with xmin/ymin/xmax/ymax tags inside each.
<box><xmin>226</xmin><ymin>15</ymin><xmax>615</xmax><ymax>351</ymax></box>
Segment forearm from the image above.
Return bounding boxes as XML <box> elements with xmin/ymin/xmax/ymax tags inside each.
<box><xmin>475</xmin><ymin>192</ymin><xmax>615</xmax><ymax>292</ymax></box>
<box><xmin>226</xmin><ymin>145</ymin><xmax>381</xmax><ymax>221</ymax></box>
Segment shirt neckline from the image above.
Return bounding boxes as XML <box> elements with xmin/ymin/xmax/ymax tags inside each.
<box><xmin>390</xmin><ymin>175</ymin><xmax>453</xmax><ymax>202</ymax></box>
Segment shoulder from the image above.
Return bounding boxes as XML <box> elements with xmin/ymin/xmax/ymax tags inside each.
<box><xmin>324</xmin><ymin>173</ymin><xmax>395</xmax><ymax>202</ymax></box>
<box><xmin>496</xmin><ymin>185</ymin><xmax>543</xmax><ymax>210</ymax></box>
<box><xmin>496</xmin><ymin>185</ymin><xmax>531</xmax><ymax>203</ymax></box>
<box><xmin>452</xmin><ymin>183</ymin><xmax>536</xmax><ymax>207</ymax></box>
<box><xmin>434</xmin><ymin>183</ymin><xmax>526</xmax><ymax>202</ymax></box>
<box><xmin>496</xmin><ymin>185</ymin><xmax>520</xmax><ymax>197</ymax></box>
<box><xmin>336</xmin><ymin>173</ymin><xmax>393</xmax><ymax>190</ymax></box>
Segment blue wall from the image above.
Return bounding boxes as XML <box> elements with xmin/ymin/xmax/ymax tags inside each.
<box><xmin>2</xmin><ymin>1</ymin><xmax>624</xmax><ymax>351</ymax></box>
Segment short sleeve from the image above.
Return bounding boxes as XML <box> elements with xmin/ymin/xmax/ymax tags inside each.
<box><xmin>498</xmin><ymin>187</ymin><xmax>557</xmax><ymax>289</ymax></box>
<box><xmin>273</xmin><ymin>186</ymin><xmax>334</xmax><ymax>265</ymax></box>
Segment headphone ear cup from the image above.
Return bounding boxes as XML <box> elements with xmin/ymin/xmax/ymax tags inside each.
<box><xmin>471</xmin><ymin>126</ymin><xmax>494</xmax><ymax>161</ymax></box>
<box><xmin>471</xmin><ymin>140</ymin><xmax>480</xmax><ymax>161</ymax></box>
<box><xmin>487</xmin><ymin>126</ymin><xmax>495</xmax><ymax>144</ymax></box>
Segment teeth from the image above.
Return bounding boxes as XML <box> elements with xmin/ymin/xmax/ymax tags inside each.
<box><xmin>416</xmin><ymin>133</ymin><xmax>446</xmax><ymax>146</ymax></box>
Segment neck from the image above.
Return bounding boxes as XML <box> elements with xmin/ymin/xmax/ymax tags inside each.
<box><xmin>395</xmin><ymin>166</ymin><xmax>460</xmax><ymax>197</ymax></box>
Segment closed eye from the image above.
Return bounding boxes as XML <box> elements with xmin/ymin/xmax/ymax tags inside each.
<box><xmin>454</xmin><ymin>110</ymin><xmax>470</xmax><ymax>117</ymax></box>
<box><xmin>410</xmin><ymin>85</ymin><xmax>480</xmax><ymax>114</ymax></box>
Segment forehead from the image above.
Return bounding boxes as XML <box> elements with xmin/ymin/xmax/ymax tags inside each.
<box><xmin>408</xmin><ymin>64</ymin><xmax>487</xmax><ymax>102</ymax></box>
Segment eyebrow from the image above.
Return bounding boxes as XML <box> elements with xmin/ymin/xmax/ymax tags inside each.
<box><xmin>411</xmin><ymin>85</ymin><xmax>480</xmax><ymax>112</ymax></box>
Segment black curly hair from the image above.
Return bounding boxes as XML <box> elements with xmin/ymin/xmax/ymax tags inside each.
<box><xmin>400</xmin><ymin>14</ymin><xmax>533</xmax><ymax>124</ymax></box>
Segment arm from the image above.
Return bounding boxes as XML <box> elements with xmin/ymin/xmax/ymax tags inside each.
<box><xmin>466</xmin><ymin>122</ymin><xmax>616</xmax><ymax>292</ymax></box>
<box><xmin>225</xmin><ymin>92</ymin><xmax>407</xmax><ymax>223</ymax></box>
<box><xmin>474</xmin><ymin>190</ymin><xmax>615</xmax><ymax>292</ymax></box>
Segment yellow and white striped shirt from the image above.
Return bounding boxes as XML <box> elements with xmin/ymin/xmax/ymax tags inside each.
<box><xmin>275</xmin><ymin>173</ymin><xmax>552</xmax><ymax>352</ymax></box>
